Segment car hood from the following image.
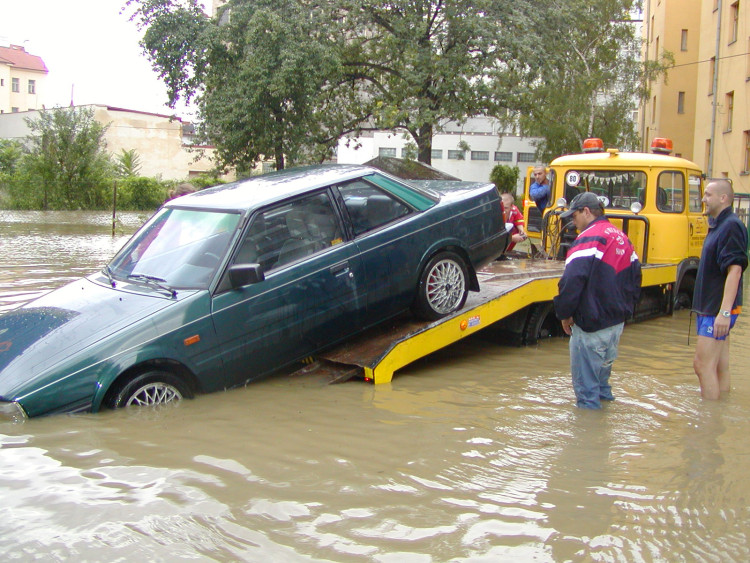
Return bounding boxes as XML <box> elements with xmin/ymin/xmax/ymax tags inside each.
<box><xmin>0</xmin><ymin>276</ymin><xmax>188</xmax><ymax>396</ymax></box>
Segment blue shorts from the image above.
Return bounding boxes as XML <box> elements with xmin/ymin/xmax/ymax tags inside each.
<box><xmin>696</xmin><ymin>313</ymin><xmax>738</xmax><ymax>340</ymax></box>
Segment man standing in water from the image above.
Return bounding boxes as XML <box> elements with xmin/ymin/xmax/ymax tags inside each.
<box><xmin>693</xmin><ymin>178</ymin><xmax>748</xmax><ymax>400</ymax></box>
<box><xmin>553</xmin><ymin>192</ymin><xmax>642</xmax><ymax>409</ymax></box>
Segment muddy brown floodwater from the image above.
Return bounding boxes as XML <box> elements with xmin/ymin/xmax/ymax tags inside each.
<box><xmin>1</xmin><ymin>211</ymin><xmax>749</xmax><ymax>561</ymax></box>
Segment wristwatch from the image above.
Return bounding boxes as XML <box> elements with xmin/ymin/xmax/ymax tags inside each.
<box><xmin>720</xmin><ymin>310</ymin><xmax>731</xmax><ymax>318</ymax></box>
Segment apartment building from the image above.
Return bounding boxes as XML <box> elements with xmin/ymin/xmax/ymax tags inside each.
<box><xmin>643</xmin><ymin>0</ymin><xmax>749</xmax><ymax>193</ymax></box>
<box><xmin>0</xmin><ymin>44</ymin><xmax>47</xmax><ymax>114</ymax></box>
<box><xmin>337</xmin><ymin>117</ymin><xmax>543</xmax><ymax>192</ymax></box>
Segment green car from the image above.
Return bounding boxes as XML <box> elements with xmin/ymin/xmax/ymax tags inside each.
<box><xmin>0</xmin><ymin>164</ymin><xmax>507</xmax><ymax>420</ymax></box>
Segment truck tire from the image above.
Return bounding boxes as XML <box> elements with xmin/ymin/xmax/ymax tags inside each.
<box><xmin>523</xmin><ymin>302</ymin><xmax>563</xmax><ymax>344</ymax></box>
<box><xmin>412</xmin><ymin>251</ymin><xmax>469</xmax><ymax>321</ymax></box>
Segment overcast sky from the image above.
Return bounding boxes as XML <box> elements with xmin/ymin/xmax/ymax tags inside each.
<box><xmin>2</xmin><ymin>0</ymin><xmax>209</xmax><ymax>117</ymax></box>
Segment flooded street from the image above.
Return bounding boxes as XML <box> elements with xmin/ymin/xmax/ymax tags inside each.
<box><xmin>1</xmin><ymin>211</ymin><xmax>749</xmax><ymax>561</ymax></box>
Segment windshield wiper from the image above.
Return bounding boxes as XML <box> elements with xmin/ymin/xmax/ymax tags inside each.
<box><xmin>127</xmin><ymin>274</ymin><xmax>177</xmax><ymax>298</ymax></box>
<box><xmin>102</xmin><ymin>265</ymin><xmax>117</xmax><ymax>288</ymax></box>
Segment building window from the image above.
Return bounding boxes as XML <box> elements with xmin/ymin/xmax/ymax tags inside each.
<box><xmin>517</xmin><ymin>152</ymin><xmax>536</xmax><ymax>163</ymax></box>
<box><xmin>681</xmin><ymin>29</ymin><xmax>689</xmax><ymax>51</ymax></box>
<box><xmin>447</xmin><ymin>150</ymin><xmax>465</xmax><ymax>160</ymax></box>
<box><xmin>27</xmin><ymin>80</ymin><xmax>36</xmax><ymax>94</ymax></box>
<box><xmin>431</xmin><ymin>149</ymin><xmax>443</xmax><ymax>160</ymax></box>
<box><xmin>747</xmin><ymin>37</ymin><xmax>750</xmax><ymax>78</ymax></box>
<box><xmin>378</xmin><ymin>147</ymin><xmax>397</xmax><ymax>158</ymax></box>
<box><xmin>726</xmin><ymin>91</ymin><xmax>734</xmax><ymax>132</ymax></box>
<box><xmin>708</xmin><ymin>57</ymin><xmax>716</xmax><ymax>94</ymax></box>
<box><xmin>0</xmin><ymin>78</ymin><xmax>4</xmax><ymax>86</ymax></box>
<box><xmin>730</xmin><ymin>2</ymin><xmax>740</xmax><ymax>44</ymax></box>
<box><xmin>494</xmin><ymin>151</ymin><xmax>512</xmax><ymax>162</ymax></box>
<box><xmin>744</xmin><ymin>131</ymin><xmax>750</xmax><ymax>173</ymax></box>
<box><xmin>11</xmin><ymin>78</ymin><xmax>20</xmax><ymax>93</ymax></box>
<box><xmin>471</xmin><ymin>151</ymin><xmax>489</xmax><ymax>161</ymax></box>
<box><xmin>652</xmin><ymin>95</ymin><xmax>657</xmax><ymax>123</ymax></box>
<box><xmin>677</xmin><ymin>91</ymin><xmax>685</xmax><ymax>114</ymax></box>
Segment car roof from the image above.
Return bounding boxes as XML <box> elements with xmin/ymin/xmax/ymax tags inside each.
<box><xmin>167</xmin><ymin>164</ymin><xmax>381</xmax><ymax>212</ymax></box>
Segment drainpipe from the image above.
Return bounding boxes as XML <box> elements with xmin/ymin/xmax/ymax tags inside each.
<box><xmin>708</xmin><ymin>0</ymin><xmax>722</xmax><ymax>177</ymax></box>
<box><xmin>641</xmin><ymin>0</ymin><xmax>651</xmax><ymax>152</ymax></box>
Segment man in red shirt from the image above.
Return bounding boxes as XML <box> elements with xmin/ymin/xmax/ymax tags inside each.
<box><xmin>501</xmin><ymin>192</ymin><xmax>527</xmax><ymax>252</ymax></box>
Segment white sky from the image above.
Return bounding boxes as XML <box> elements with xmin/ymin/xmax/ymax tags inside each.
<box><xmin>2</xmin><ymin>0</ymin><xmax>209</xmax><ymax>117</ymax></box>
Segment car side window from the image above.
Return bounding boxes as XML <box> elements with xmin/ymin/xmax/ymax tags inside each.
<box><xmin>233</xmin><ymin>191</ymin><xmax>343</xmax><ymax>272</ymax></box>
<box><xmin>337</xmin><ymin>180</ymin><xmax>412</xmax><ymax>237</ymax></box>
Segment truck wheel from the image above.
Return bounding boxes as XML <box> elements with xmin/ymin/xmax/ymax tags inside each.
<box><xmin>523</xmin><ymin>302</ymin><xmax>563</xmax><ymax>344</ymax></box>
<box><xmin>108</xmin><ymin>370</ymin><xmax>192</xmax><ymax>409</ymax></box>
<box><xmin>412</xmin><ymin>251</ymin><xmax>468</xmax><ymax>321</ymax></box>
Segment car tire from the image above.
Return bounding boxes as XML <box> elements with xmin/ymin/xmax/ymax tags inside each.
<box><xmin>412</xmin><ymin>251</ymin><xmax>469</xmax><ymax>321</ymax></box>
<box><xmin>108</xmin><ymin>370</ymin><xmax>192</xmax><ymax>409</ymax></box>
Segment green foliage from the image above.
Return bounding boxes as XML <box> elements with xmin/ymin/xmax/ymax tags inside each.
<box><xmin>16</xmin><ymin>107</ymin><xmax>113</xmax><ymax>210</ymax></box>
<box><xmin>490</xmin><ymin>165</ymin><xmax>520</xmax><ymax>194</ymax></box>
<box><xmin>115</xmin><ymin>148</ymin><xmax>143</xmax><ymax>177</ymax></box>
<box><xmin>116</xmin><ymin>176</ymin><xmax>168</xmax><ymax>210</ymax></box>
<box><xmin>516</xmin><ymin>0</ymin><xmax>671</xmax><ymax>161</ymax></box>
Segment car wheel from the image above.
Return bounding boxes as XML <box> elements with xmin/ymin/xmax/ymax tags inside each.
<box><xmin>413</xmin><ymin>251</ymin><xmax>468</xmax><ymax>321</ymax></box>
<box><xmin>108</xmin><ymin>370</ymin><xmax>192</xmax><ymax>409</ymax></box>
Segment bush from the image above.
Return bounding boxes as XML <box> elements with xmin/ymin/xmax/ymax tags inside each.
<box><xmin>490</xmin><ymin>164</ymin><xmax>520</xmax><ymax>195</ymax></box>
<box><xmin>116</xmin><ymin>176</ymin><xmax>168</xmax><ymax>210</ymax></box>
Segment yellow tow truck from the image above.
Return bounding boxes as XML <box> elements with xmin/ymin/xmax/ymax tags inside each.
<box><xmin>309</xmin><ymin>139</ymin><xmax>707</xmax><ymax>384</ymax></box>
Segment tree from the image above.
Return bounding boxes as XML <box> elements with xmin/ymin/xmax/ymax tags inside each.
<box><xmin>21</xmin><ymin>107</ymin><xmax>112</xmax><ymax>209</ymax></box>
<box><xmin>114</xmin><ymin>148</ymin><xmax>143</xmax><ymax>177</ymax></box>
<box><xmin>516</xmin><ymin>0</ymin><xmax>672</xmax><ymax>161</ymax></box>
<box><xmin>128</xmin><ymin>0</ymin><xmax>357</xmax><ymax>171</ymax></box>
<box><xmin>334</xmin><ymin>0</ymin><xmax>536</xmax><ymax>165</ymax></box>
<box><xmin>490</xmin><ymin>164</ymin><xmax>520</xmax><ymax>195</ymax></box>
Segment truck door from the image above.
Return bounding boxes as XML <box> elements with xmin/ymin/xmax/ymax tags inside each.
<box><xmin>687</xmin><ymin>173</ymin><xmax>708</xmax><ymax>257</ymax></box>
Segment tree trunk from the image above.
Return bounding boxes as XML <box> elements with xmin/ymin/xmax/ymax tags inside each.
<box><xmin>416</xmin><ymin>123</ymin><xmax>433</xmax><ymax>165</ymax></box>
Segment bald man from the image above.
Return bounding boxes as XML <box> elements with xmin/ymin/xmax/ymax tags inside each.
<box><xmin>692</xmin><ymin>179</ymin><xmax>749</xmax><ymax>399</ymax></box>
<box><xmin>529</xmin><ymin>166</ymin><xmax>551</xmax><ymax>212</ymax></box>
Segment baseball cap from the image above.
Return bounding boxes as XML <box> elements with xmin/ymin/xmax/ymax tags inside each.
<box><xmin>560</xmin><ymin>192</ymin><xmax>604</xmax><ymax>219</ymax></box>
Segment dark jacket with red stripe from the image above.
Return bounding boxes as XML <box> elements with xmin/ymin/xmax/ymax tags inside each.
<box><xmin>554</xmin><ymin>216</ymin><xmax>642</xmax><ymax>332</ymax></box>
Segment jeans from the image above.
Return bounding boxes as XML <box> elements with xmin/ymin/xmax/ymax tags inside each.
<box><xmin>569</xmin><ymin>322</ymin><xmax>624</xmax><ymax>409</ymax></box>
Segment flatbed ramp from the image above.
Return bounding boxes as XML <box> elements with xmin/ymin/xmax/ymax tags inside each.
<box><xmin>308</xmin><ymin>259</ymin><xmax>677</xmax><ymax>385</ymax></box>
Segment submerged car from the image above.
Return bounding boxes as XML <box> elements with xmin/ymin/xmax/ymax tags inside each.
<box><xmin>0</xmin><ymin>164</ymin><xmax>507</xmax><ymax>420</ymax></box>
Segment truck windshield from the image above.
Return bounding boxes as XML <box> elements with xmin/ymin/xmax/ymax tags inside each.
<box><xmin>565</xmin><ymin>170</ymin><xmax>647</xmax><ymax>210</ymax></box>
<box><xmin>108</xmin><ymin>208</ymin><xmax>241</xmax><ymax>290</ymax></box>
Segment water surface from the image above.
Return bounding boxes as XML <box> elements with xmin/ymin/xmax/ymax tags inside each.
<box><xmin>1</xmin><ymin>211</ymin><xmax>748</xmax><ymax>561</ymax></box>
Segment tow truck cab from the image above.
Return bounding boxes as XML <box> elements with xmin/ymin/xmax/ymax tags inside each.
<box><xmin>523</xmin><ymin>138</ymin><xmax>707</xmax><ymax>308</ymax></box>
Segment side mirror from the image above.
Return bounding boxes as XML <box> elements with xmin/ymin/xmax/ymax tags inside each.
<box><xmin>229</xmin><ymin>263</ymin><xmax>265</xmax><ymax>288</ymax></box>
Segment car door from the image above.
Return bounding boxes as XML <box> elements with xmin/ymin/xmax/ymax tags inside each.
<box><xmin>210</xmin><ymin>190</ymin><xmax>365</xmax><ymax>386</ymax></box>
<box><xmin>335</xmin><ymin>179</ymin><xmax>418</xmax><ymax>324</ymax></box>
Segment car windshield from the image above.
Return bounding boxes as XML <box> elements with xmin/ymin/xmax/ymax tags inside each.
<box><xmin>109</xmin><ymin>207</ymin><xmax>241</xmax><ymax>290</ymax></box>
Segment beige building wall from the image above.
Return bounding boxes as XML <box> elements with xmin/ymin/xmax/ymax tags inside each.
<box><xmin>93</xmin><ymin>106</ymin><xmax>223</xmax><ymax>180</ymax></box>
<box><xmin>642</xmin><ymin>0</ymin><xmax>701</xmax><ymax>160</ymax></box>
<box><xmin>693</xmin><ymin>0</ymin><xmax>749</xmax><ymax>192</ymax></box>
<box><xmin>0</xmin><ymin>105</ymin><xmax>232</xmax><ymax>181</ymax></box>
<box><xmin>0</xmin><ymin>44</ymin><xmax>47</xmax><ymax>114</ymax></box>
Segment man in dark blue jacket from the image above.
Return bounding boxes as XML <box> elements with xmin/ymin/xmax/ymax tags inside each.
<box><xmin>693</xmin><ymin>179</ymin><xmax>748</xmax><ymax>400</ymax></box>
<box><xmin>553</xmin><ymin>192</ymin><xmax>642</xmax><ymax>408</ymax></box>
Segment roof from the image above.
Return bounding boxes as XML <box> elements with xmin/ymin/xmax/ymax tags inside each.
<box><xmin>169</xmin><ymin>164</ymin><xmax>380</xmax><ymax>212</ymax></box>
<box><xmin>0</xmin><ymin>45</ymin><xmax>48</xmax><ymax>73</ymax></box>
<box><xmin>550</xmin><ymin>150</ymin><xmax>702</xmax><ymax>170</ymax></box>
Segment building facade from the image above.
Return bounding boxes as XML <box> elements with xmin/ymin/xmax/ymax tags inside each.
<box><xmin>0</xmin><ymin>105</ymin><xmax>227</xmax><ymax>181</ymax></box>
<box><xmin>643</xmin><ymin>0</ymin><xmax>749</xmax><ymax>193</ymax></box>
<box><xmin>337</xmin><ymin>118</ymin><xmax>543</xmax><ymax>193</ymax></box>
<box><xmin>0</xmin><ymin>44</ymin><xmax>48</xmax><ymax>114</ymax></box>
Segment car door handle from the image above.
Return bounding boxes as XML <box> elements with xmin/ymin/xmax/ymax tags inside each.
<box><xmin>330</xmin><ymin>262</ymin><xmax>353</xmax><ymax>278</ymax></box>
